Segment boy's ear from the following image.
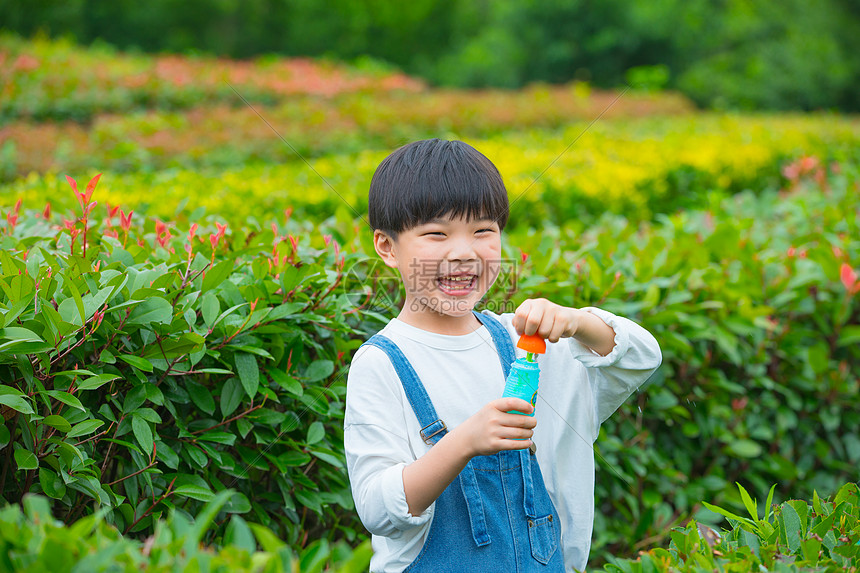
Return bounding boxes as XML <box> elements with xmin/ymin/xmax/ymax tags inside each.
<box><xmin>373</xmin><ymin>230</ymin><xmax>398</xmax><ymax>269</ymax></box>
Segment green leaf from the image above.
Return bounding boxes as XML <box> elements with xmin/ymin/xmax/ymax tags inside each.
<box><xmin>202</xmin><ymin>260</ymin><xmax>234</xmax><ymax>292</ymax></box>
<box><xmin>67</xmin><ymin>419</ymin><xmax>104</xmax><ymax>438</ymax></box>
<box><xmin>763</xmin><ymin>484</ymin><xmax>776</xmax><ymax>523</ymax></box>
<box><xmin>309</xmin><ymin>448</ymin><xmax>344</xmax><ymax>469</ymax></box>
<box><xmin>118</xmin><ymin>355</ymin><xmax>154</xmax><ymax>372</ymax></box>
<box><xmin>786</xmin><ymin>499</ymin><xmax>808</xmax><ymax>537</ymax></box>
<box><xmin>223</xmin><ymin>491</ymin><xmax>251</xmax><ymax>514</ymax></box>
<box><xmin>15</xmin><ymin>448</ymin><xmax>38</xmax><ymax>470</ymax></box>
<box><xmin>198</xmin><ymin>431</ymin><xmax>236</xmax><ymax>446</ymax></box>
<box><xmin>0</xmin><ymin>327</ymin><xmax>43</xmax><ymax>352</ymax></box>
<box><xmin>101</xmin><ymin>438</ymin><xmax>142</xmax><ymax>456</ymax></box>
<box><xmin>801</xmin><ymin>537</ymin><xmax>822</xmax><ymax>565</ymax></box>
<box><xmin>0</xmin><ymin>394</ymin><xmax>35</xmax><ymax>415</ymax></box>
<box><xmin>39</xmin><ymin>467</ymin><xmax>67</xmax><ymax>499</ymax></box>
<box><xmin>42</xmin><ymin>390</ymin><xmax>85</xmax><ymax>412</ymax></box>
<box><xmin>269</xmin><ymin>369</ymin><xmax>302</xmax><ymax>396</ymax></box>
<box><xmin>51</xmin><ymin>369</ymin><xmax>96</xmax><ymax>378</ymax></box>
<box><xmin>306</xmin><ymin>421</ymin><xmax>325</xmax><ymax>445</ymax></box>
<box><xmin>279</xmin><ymin>451</ymin><xmax>311</xmax><ymax>467</ymax></box>
<box><xmin>303</xmin><ymin>359</ymin><xmax>334</xmax><ymax>382</ymax></box>
<box><xmin>837</xmin><ymin>325</ymin><xmax>860</xmax><ymax>347</ymax></box>
<box><xmin>0</xmin><ymin>423</ymin><xmax>9</xmax><ymax>448</ymax></box>
<box><xmin>737</xmin><ymin>482</ymin><xmax>759</xmax><ymax>522</ymax></box>
<box><xmin>2</xmin><ymin>298</ymin><xmax>31</xmax><ymax>328</ymax></box>
<box><xmin>68</xmin><ymin>278</ymin><xmax>87</xmax><ymax>320</ymax></box>
<box><xmin>127</xmin><ymin>297</ymin><xmax>173</xmax><ymax>325</ymax></box>
<box><xmin>144</xmin><ymin>384</ymin><xmax>164</xmax><ymax>406</ymax></box>
<box><xmin>141</xmin><ymin>333</ymin><xmax>204</xmax><ymax>359</ymax></box>
<box><xmin>727</xmin><ymin>439</ymin><xmax>762</xmax><ymax>459</ymax></box>
<box><xmin>123</xmin><ymin>385</ymin><xmax>147</xmax><ymax>413</ymax></box>
<box><xmin>201</xmin><ymin>293</ymin><xmax>220</xmax><ymax>328</ymax></box>
<box><xmin>186</xmin><ymin>380</ymin><xmax>215</xmax><ymax>415</ymax></box>
<box><xmin>738</xmin><ymin>528</ymin><xmax>761</xmax><ymax>559</ymax></box>
<box><xmin>229</xmin><ymin>345</ymin><xmax>274</xmax><ymax>359</ymax></box>
<box><xmin>77</xmin><ymin>373</ymin><xmax>123</xmax><ymax>391</ymax></box>
<box><xmin>781</xmin><ymin>503</ymin><xmax>802</xmax><ymax>553</ymax></box>
<box><xmin>174</xmin><ymin>484</ymin><xmax>215</xmax><ymax>502</ymax></box>
<box><xmin>249</xmin><ymin>522</ymin><xmax>286</xmax><ymax>552</ymax></box>
<box><xmin>211</xmin><ymin>303</ymin><xmax>248</xmax><ymax>329</ymax></box>
<box><xmin>225</xmin><ymin>515</ymin><xmax>256</xmax><ymax>553</ymax></box>
<box><xmin>131</xmin><ymin>415</ymin><xmax>154</xmax><ymax>458</ymax></box>
<box><xmin>42</xmin><ymin>415</ymin><xmax>72</xmax><ymax>433</ymax></box>
<box><xmin>295</xmin><ymin>488</ymin><xmax>322</xmax><ymax>514</ymax></box>
<box><xmin>220</xmin><ymin>377</ymin><xmax>244</xmax><ymax>418</ymax></box>
<box><xmin>235</xmin><ymin>352</ymin><xmax>259</xmax><ymax>398</ymax></box>
<box><xmin>701</xmin><ymin>501</ymin><xmax>755</xmax><ymax>527</ymax></box>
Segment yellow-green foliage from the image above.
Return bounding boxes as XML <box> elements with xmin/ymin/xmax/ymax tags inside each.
<box><xmin>3</xmin><ymin>113</ymin><xmax>858</xmax><ymax>226</ymax></box>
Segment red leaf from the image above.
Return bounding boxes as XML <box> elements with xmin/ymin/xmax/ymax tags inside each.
<box><xmin>841</xmin><ymin>263</ymin><xmax>857</xmax><ymax>294</ymax></box>
<box><xmin>84</xmin><ymin>173</ymin><xmax>102</xmax><ymax>204</ymax></box>
<box><xmin>65</xmin><ymin>175</ymin><xmax>78</xmax><ymax>195</ymax></box>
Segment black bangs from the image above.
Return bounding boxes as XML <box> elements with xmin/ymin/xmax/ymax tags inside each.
<box><xmin>368</xmin><ymin>139</ymin><xmax>509</xmax><ymax>239</ymax></box>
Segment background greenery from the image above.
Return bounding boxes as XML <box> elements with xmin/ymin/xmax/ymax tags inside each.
<box><xmin>0</xmin><ymin>26</ymin><xmax>858</xmax><ymax>573</ymax></box>
<box><xmin>2</xmin><ymin>0</ymin><xmax>860</xmax><ymax>111</ymax></box>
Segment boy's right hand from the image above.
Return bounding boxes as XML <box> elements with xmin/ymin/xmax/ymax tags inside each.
<box><xmin>451</xmin><ymin>398</ymin><xmax>537</xmax><ymax>457</ymax></box>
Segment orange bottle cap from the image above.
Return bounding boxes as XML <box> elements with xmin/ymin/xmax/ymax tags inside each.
<box><xmin>517</xmin><ymin>334</ymin><xmax>546</xmax><ymax>354</ymax></box>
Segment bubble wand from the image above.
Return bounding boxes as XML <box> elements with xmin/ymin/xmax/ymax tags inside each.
<box><xmin>502</xmin><ymin>334</ymin><xmax>546</xmax><ymax>416</ymax></box>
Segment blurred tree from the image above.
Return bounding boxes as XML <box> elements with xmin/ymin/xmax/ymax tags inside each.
<box><xmin>1</xmin><ymin>0</ymin><xmax>858</xmax><ymax>110</ymax></box>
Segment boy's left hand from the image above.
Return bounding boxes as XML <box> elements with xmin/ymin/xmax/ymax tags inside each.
<box><xmin>512</xmin><ymin>298</ymin><xmax>580</xmax><ymax>343</ymax></box>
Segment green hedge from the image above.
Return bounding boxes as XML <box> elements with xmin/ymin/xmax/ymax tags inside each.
<box><xmin>604</xmin><ymin>482</ymin><xmax>859</xmax><ymax>571</ymax></box>
<box><xmin>1</xmin><ymin>490</ymin><xmax>372</xmax><ymax>572</ymax></box>
<box><xmin>494</xmin><ymin>159</ymin><xmax>859</xmax><ymax>563</ymax></box>
<box><xmin>1</xmin><ymin>158</ymin><xmax>858</xmax><ymax>567</ymax></box>
<box><xmin>0</xmin><ymin>174</ymin><xmax>379</xmax><ymax>549</ymax></box>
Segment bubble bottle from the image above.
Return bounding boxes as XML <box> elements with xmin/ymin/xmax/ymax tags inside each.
<box><xmin>502</xmin><ymin>334</ymin><xmax>546</xmax><ymax>416</ymax></box>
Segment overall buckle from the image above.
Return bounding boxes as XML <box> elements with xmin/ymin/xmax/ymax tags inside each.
<box><xmin>420</xmin><ymin>419</ymin><xmax>447</xmax><ymax>445</ymax></box>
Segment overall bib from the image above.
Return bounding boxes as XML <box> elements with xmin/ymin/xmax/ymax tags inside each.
<box><xmin>360</xmin><ymin>310</ymin><xmax>565</xmax><ymax>572</ymax></box>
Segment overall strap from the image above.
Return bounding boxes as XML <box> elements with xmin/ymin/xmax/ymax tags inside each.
<box><xmin>472</xmin><ymin>310</ymin><xmax>516</xmax><ymax>378</ymax></box>
<box><xmin>360</xmin><ymin>334</ymin><xmax>448</xmax><ymax>445</ymax></box>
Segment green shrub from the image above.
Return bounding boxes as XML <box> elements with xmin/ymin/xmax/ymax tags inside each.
<box><xmin>491</xmin><ymin>158</ymin><xmax>859</xmax><ymax>563</ymax></box>
<box><xmin>0</xmin><ymin>173</ymin><xmax>381</xmax><ymax>549</ymax></box>
<box><xmin>0</xmin><ymin>490</ymin><xmax>372</xmax><ymax>572</ymax></box>
<box><xmin>603</xmin><ymin>482</ymin><xmax>860</xmax><ymax>571</ymax></box>
<box><xmin>2</xmin><ymin>158</ymin><xmax>858</xmax><ymax>568</ymax></box>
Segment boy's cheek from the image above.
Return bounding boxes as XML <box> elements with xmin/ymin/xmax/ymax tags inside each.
<box><xmin>484</xmin><ymin>258</ymin><xmax>502</xmax><ymax>281</ymax></box>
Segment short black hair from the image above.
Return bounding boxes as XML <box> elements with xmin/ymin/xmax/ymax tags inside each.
<box><xmin>368</xmin><ymin>139</ymin><xmax>509</xmax><ymax>240</ymax></box>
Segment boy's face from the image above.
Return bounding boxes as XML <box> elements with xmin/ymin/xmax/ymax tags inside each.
<box><xmin>373</xmin><ymin>212</ymin><xmax>502</xmax><ymax>334</ymax></box>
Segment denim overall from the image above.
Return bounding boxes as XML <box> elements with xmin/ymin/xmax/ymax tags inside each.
<box><xmin>361</xmin><ymin>310</ymin><xmax>564</xmax><ymax>572</ymax></box>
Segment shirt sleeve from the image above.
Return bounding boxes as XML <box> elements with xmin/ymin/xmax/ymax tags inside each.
<box><xmin>344</xmin><ymin>345</ymin><xmax>434</xmax><ymax>537</ymax></box>
<box><xmin>566</xmin><ymin>307</ymin><xmax>662</xmax><ymax>438</ymax></box>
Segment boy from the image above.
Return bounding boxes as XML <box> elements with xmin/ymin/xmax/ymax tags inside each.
<box><xmin>344</xmin><ymin>139</ymin><xmax>662</xmax><ymax>571</ymax></box>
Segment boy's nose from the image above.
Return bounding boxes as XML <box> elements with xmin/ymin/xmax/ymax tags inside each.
<box><xmin>447</xmin><ymin>236</ymin><xmax>479</xmax><ymax>261</ymax></box>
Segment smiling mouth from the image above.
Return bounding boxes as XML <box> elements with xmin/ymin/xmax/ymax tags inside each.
<box><xmin>437</xmin><ymin>275</ymin><xmax>477</xmax><ymax>295</ymax></box>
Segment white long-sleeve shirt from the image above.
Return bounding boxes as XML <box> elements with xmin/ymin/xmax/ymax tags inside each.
<box><xmin>344</xmin><ymin>307</ymin><xmax>662</xmax><ymax>572</ymax></box>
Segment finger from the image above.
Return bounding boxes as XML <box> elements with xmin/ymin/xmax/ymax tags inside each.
<box><xmin>500</xmin><ymin>412</ymin><xmax>537</xmax><ymax>429</ymax></box>
<box><xmin>513</xmin><ymin>299</ymin><xmax>533</xmax><ymax>334</ymax></box>
<box><xmin>522</xmin><ymin>301</ymin><xmax>544</xmax><ymax>337</ymax></box>
<box><xmin>548</xmin><ymin>313</ymin><xmax>566</xmax><ymax>343</ymax></box>
<box><xmin>539</xmin><ymin>312</ymin><xmax>558</xmax><ymax>340</ymax></box>
<box><xmin>495</xmin><ymin>397</ymin><xmax>534</xmax><ymax>415</ymax></box>
<box><xmin>504</xmin><ymin>426</ymin><xmax>534</xmax><ymax>440</ymax></box>
<box><xmin>497</xmin><ymin>438</ymin><xmax>533</xmax><ymax>451</ymax></box>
